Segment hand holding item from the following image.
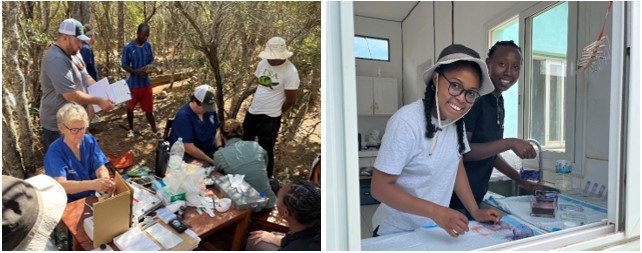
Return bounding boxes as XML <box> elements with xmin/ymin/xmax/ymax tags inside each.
<box><xmin>471</xmin><ymin>207</ymin><xmax>503</xmax><ymax>224</ymax></box>
<box><xmin>98</xmin><ymin>98</ymin><xmax>116</xmax><ymax>111</ymax></box>
<box><xmin>510</xmin><ymin>139</ymin><xmax>537</xmax><ymax>159</ymax></box>
<box><xmin>249</xmin><ymin>230</ymin><xmax>281</xmax><ymax>246</ymax></box>
<box><xmin>431</xmin><ymin>205</ymin><xmax>469</xmax><ymax>237</ymax></box>
<box><xmin>93</xmin><ymin>177</ymin><xmax>115</xmax><ymax>193</ymax></box>
<box><xmin>133</xmin><ymin>67</ymin><xmax>148</xmax><ymax>77</ymax></box>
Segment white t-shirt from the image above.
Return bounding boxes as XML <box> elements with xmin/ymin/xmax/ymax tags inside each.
<box><xmin>248</xmin><ymin>59</ymin><xmax>300</xmax><ymax>117</ymax></box>
<box><xmin>371</xmin><ymin>100</ymin><xmax>470</xmax><ymax>236</ymax></box>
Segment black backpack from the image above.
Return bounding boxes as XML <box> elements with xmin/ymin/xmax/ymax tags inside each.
<box><xmin>155</xmin><ymin>139</ymin><xmax>170</xmax><ymax>178</ymax></box>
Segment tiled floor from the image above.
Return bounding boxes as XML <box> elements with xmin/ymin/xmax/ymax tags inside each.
<box><xmin>360</xmin><ymin>204</ymin><xmax>379</xmax><ymax>239</ymax></box>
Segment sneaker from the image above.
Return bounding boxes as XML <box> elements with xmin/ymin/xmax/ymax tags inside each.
<box><xmin>127</xmin><ymin>130</ymin><xmax>135</xmax><ymax>138</ymax></box>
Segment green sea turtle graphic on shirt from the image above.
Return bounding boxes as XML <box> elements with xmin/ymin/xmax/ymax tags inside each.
<box><xmin>257</xmin><ymin>75</ymin><xmax>280</xmax><ymax>89</ymax></box>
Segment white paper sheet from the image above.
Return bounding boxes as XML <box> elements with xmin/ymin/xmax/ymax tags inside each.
<box><xmin>88</xmin><ymin>78</ymin><xmax>131</xmax><ymax>112</ymax></box>
<box><xmin>145</xmin><ymin>222</ymin><xmax>183</xmax><ymax>249</ymax></box>
<box><xmin>361</xmin><ymin>215</ymin><xmax>540</xmax><ymax>251</ymax></box>
<box><xmin>113</xmin><ymin>227</ymin><xmax>160</xmax><ymax>251</ymax></box>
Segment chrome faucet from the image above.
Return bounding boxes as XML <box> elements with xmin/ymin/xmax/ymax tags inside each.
<box><xmin>527</xmin><ymin>139</ymin><xmax>543</xmax><ymax>185</ymax></box>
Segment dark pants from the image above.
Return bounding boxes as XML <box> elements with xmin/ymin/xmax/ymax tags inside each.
<box><xmin>243</xmin><ymin>112</ymin><xmax>281</xmax><ymax>178</ymax></box>
<box><xmin>42</xmin><ymin>128</ymin><xmax>61</xmax><ymax>152</ymax></box>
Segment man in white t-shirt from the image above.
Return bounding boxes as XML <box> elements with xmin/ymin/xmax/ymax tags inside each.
<box><xmin>243</xmin><ymin>37</ymin><xmax>300</xmax><ymax>178</ymax></box>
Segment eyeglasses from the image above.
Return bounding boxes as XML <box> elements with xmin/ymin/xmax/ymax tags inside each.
<box><xmin>63</xmin><ymin>124</ymin><xmax>87</xmax><ymax>134</ymax></box>
<box><xmin>438</xmin><ymin>72</ymin><xmax>480</xmax><ymax>104</ymax></box>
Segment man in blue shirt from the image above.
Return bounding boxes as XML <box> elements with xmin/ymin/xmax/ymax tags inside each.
<box><xmin>121</xmin><ymin>23</ymin><xmax>157</xmax><ymax>138</ymax></box>
<box><xmin>168</xmin><ymin>85</ymin><xmax>221</xmax><ymax>166</ymax></box>
<box><xmin>80</xmin><ymin>24</ymin><xmax>99</xmax><ymax>81</ymax></box>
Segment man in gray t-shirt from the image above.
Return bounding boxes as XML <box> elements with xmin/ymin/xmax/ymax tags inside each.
<box><xmin>39</xmin><ymin>18</ymin><xmax>115</xmax><ymax>150</ymax></box>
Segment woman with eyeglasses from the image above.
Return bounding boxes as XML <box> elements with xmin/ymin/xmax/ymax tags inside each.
<box><xmin>370</xmin><ymin>44</ymin><xmax>502</xmax><ymax>238</ymax></box>
<box><xmin>44</xmin><ymin>103</ymin><xmax>114</xmax><ymax>202</ymax></box>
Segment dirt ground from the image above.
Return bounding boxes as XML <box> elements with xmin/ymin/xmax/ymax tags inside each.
<box><xmin>87</xmin><ymin>77</ymin><xmax>320</xmax><ymax>183</ymax></box>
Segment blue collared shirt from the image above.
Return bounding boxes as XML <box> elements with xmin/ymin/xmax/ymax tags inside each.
<box><xmin>80</xmin><ymin>43</ymin><xmax>98</xmax><ymax>81</ymax></box>
<box><xmin>121</xmin><ymin>40</ymin><xmax>154</xmax><ymax>89</ymax></box>
<box><xmin>168</xmin><ymin>103</ymin><xmax>220</xmax><ymax>154</ymax></box>
<box><xmin>44</xmin><ymin>134</ymin><xmax>109</xmax><ymax>202</ymax></box>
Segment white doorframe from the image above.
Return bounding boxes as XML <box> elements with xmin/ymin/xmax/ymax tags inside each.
<box><xmin>325</xmin><ymin>1</ymin><xmax>362</xmax><ymax>250</ymax></box>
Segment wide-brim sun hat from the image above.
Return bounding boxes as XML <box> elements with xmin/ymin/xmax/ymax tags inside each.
<box><xmin>2</xmin><ymin>175</ymin><xmax>67</xmax><ymax>251</ymax></box>
<box><xmin>422</xmin><ymin>44</ymin><xmax>494</xmax><ymax>97</ymax></box>
<box><xmin>258</xmin><ymin>36</ymin><xmax>293</xmax><ymax>60</ymax></box>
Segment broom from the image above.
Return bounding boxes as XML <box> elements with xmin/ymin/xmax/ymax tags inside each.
<box><xmin>577</xmin><ymin>1</ymin><xmax>612</xmax><ymax>74</ymax></box>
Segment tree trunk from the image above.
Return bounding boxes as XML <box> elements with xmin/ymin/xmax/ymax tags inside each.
<box><xmin>69</xmin><ymin>1</ymin><xmax>91</xmax><ymax>24</ymax></box>
<box><xmin>4</xmin><ymin>2</ymin><xmax>37</xmax><ymax>176</ymax></box>
<box><xmin>118</xmin><ymin>2</ymin><xmax>125</xmax><ymax>50</ymax></box>
<box><xmin>102</xmin><ymin>2</ymin><xmax>114</xmax><ymax>78</ymax></box>
<box><xmin>3</xmin><ymin>115</ymin><xmax>26</xmax><ymax>179</ymax></box>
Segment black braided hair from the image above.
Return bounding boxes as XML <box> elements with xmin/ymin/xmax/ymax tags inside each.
<box><xmin>423</xmin><ymin>45</ymin><xmax>482</xmax><ymax>154</ymax></box>
<box><xmin>488</xmin><ymin>40</ymin><xmax>522</xmax><ymax>59</ymax></box>
<box><xmin>282</xmin><ymin>180</ymin><xmax>321</xmax><ymax>229</ymax></box>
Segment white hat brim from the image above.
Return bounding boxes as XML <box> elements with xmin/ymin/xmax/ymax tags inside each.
<box><xmin>258</xmin><ymin>50</ymin><xmax>293</xmax><ymax>60</ymax></box>
<box><xmin>422</xmin><ymin>53</ymin><xmax>495</xmax><ymax>97</ymax></box>
<box><xmin>19</xmin><ymin>175</ymin><xmax>67</xmax><ymax>251</ymax></box>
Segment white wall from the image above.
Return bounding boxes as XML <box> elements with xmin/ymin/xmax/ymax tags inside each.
<box><xmin>354</xmin><ymin>16</ymin><xmax>403</xmax><ymax>136</ymax></box>
<box><xmin>402</xmin><ymin>1</ymin><xmax>519</xmax><ymax>103</ymax></box>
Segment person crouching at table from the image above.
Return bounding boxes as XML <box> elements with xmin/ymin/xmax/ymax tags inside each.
<box><xmin>213</xmin><ymin>119</ymin><xmax>277</xmax><ymax>210</ymax></box>
<box><xmin>44</xmin><ymin>103</ymin><xmax>114</xmax><ymax>202</ymax></box>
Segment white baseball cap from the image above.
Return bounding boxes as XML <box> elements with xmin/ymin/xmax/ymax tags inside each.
<box><xmin>258</xmin><ymin>37</ymin><xmax>294</xmax><ymax>60</ymax></box>
<box><xmin>59</xmin><ymin>18</ymin><xmax>90</xmax><ymax>41</ymax></box>
<box><xmin>193</xmin><ymin>85</ymin><xmax>216</xmax><ymax>112</ymax></box>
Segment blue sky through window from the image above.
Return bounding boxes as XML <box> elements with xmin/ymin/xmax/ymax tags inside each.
<box><xmin>354</xmin><ymin>36</ymin><xmax>389</xmax><ymax>61</ymax></box>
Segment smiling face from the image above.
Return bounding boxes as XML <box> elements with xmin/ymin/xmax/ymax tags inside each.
<box><xmin>137</xmin><ymin>27</ymin><xmax>150</xmax><ymax>44</ymax></box>
<box><xmin>61</xmin><ymin>120</ymin><xmax>87</xmax><ymax>145</ymax></box>
<box><xmin>432</xmin><ymin>65</ymin><xmax>481</xmax><ymax>121</ymax></box>
<box><xmin>486</xmin><ymin>46</ymin><xmax>522</xmax><ymax>94</ymax></box>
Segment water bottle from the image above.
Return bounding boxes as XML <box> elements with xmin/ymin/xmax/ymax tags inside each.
<box><xmin>555</xmin><ymin>160</ymin><xmax>572</xmax><ymax>192</ymax></box>
<box><xmin>168</xmin><ymin>137</ymin><xmax>185</xmax><ymax>171</ymax></box>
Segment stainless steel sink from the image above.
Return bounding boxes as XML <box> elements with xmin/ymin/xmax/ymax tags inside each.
<box><xmin>488</xmin><ymin>180</ymin><xmax>559</xmax><ymax>197</ymax></box>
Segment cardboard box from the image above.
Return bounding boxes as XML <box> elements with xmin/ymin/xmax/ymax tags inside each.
<box><xmin>92</xmin><ymin>172</ymin><xmax>133</xmax><ymax>248</ymax></box>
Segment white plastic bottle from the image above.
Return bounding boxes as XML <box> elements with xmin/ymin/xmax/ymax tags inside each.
<box><xmin>555</xmin><ymin>161</ymin><xmax>572</xmax><ymax>192</ymax></box>
<box><xmin>168</xmin><ymin>137</ymin><xmax>185</xmax><ymax>171</ymax></box>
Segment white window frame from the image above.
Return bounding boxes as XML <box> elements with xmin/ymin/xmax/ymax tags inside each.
<box><xmin>326</xmin><ymin>1</ymin><xmax>638</xmax><ymax>250</ymax></box>
<box><xmin>521</xmin><ymin>1</ymin><xmax>578</xmax><ymax>168</ymax></box>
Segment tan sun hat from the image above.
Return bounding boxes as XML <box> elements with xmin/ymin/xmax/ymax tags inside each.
<box><xmin>258</xmin><ymin>37</ymin><xmax>293</xmax><ymax>60</ymax></box>
<box><xmin>2</xmin><ymin>175</ymin><xmax>67</xmax><ymax>251</ymax></box>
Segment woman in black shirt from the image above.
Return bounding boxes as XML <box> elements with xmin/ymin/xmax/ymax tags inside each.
<box><xmin>248</xmin><ymin>180</ymin><xmax>321</xmax><ymax>251</ymax></box>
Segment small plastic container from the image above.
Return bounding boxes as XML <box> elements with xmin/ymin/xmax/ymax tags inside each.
<box><xmin>512</xmin><ymin>224</ymin><xmax>534</xmax><ymax>240</ymax></box>
<box><xmin>555</xmin><ymin>160</ymin><xmax>572</xmax><ymax>192</ymax></box>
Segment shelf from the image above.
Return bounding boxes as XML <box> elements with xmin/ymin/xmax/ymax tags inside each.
<box><xmin>359</xmin><ymin>150</ymin><xmax>379</xmax><ymax>158</ymax></box>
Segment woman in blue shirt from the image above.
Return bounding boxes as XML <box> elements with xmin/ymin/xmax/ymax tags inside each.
<box><xmin>44</xmin><ymin>103</ymin><xmax>114</xmax><ymax>202</ymax></box>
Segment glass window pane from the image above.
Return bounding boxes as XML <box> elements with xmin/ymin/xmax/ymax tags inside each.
<box><xmin>354</xmin><ymin>36</ymin><xmax>389</xmax><ymax>61</ymax></box>
<box><xmin>529</xmin><ymin>2</ymin><xmax>568</xmax><ymax>152</ymax></box>
<box><xmin>490</xmin><ymin>17</ymin><xmax>519</xmax><ymax>138</ymax></box>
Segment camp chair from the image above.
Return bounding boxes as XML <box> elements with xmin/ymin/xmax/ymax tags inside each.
<box><xmin>162</xmin><ymin>118</ymin><xmax>174</xmax><ymax>141</ymax></box>
<box><xmin>155</xmin><ymin>118</ymin><xmax>174</xmax><ymax>177</ymax></box>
